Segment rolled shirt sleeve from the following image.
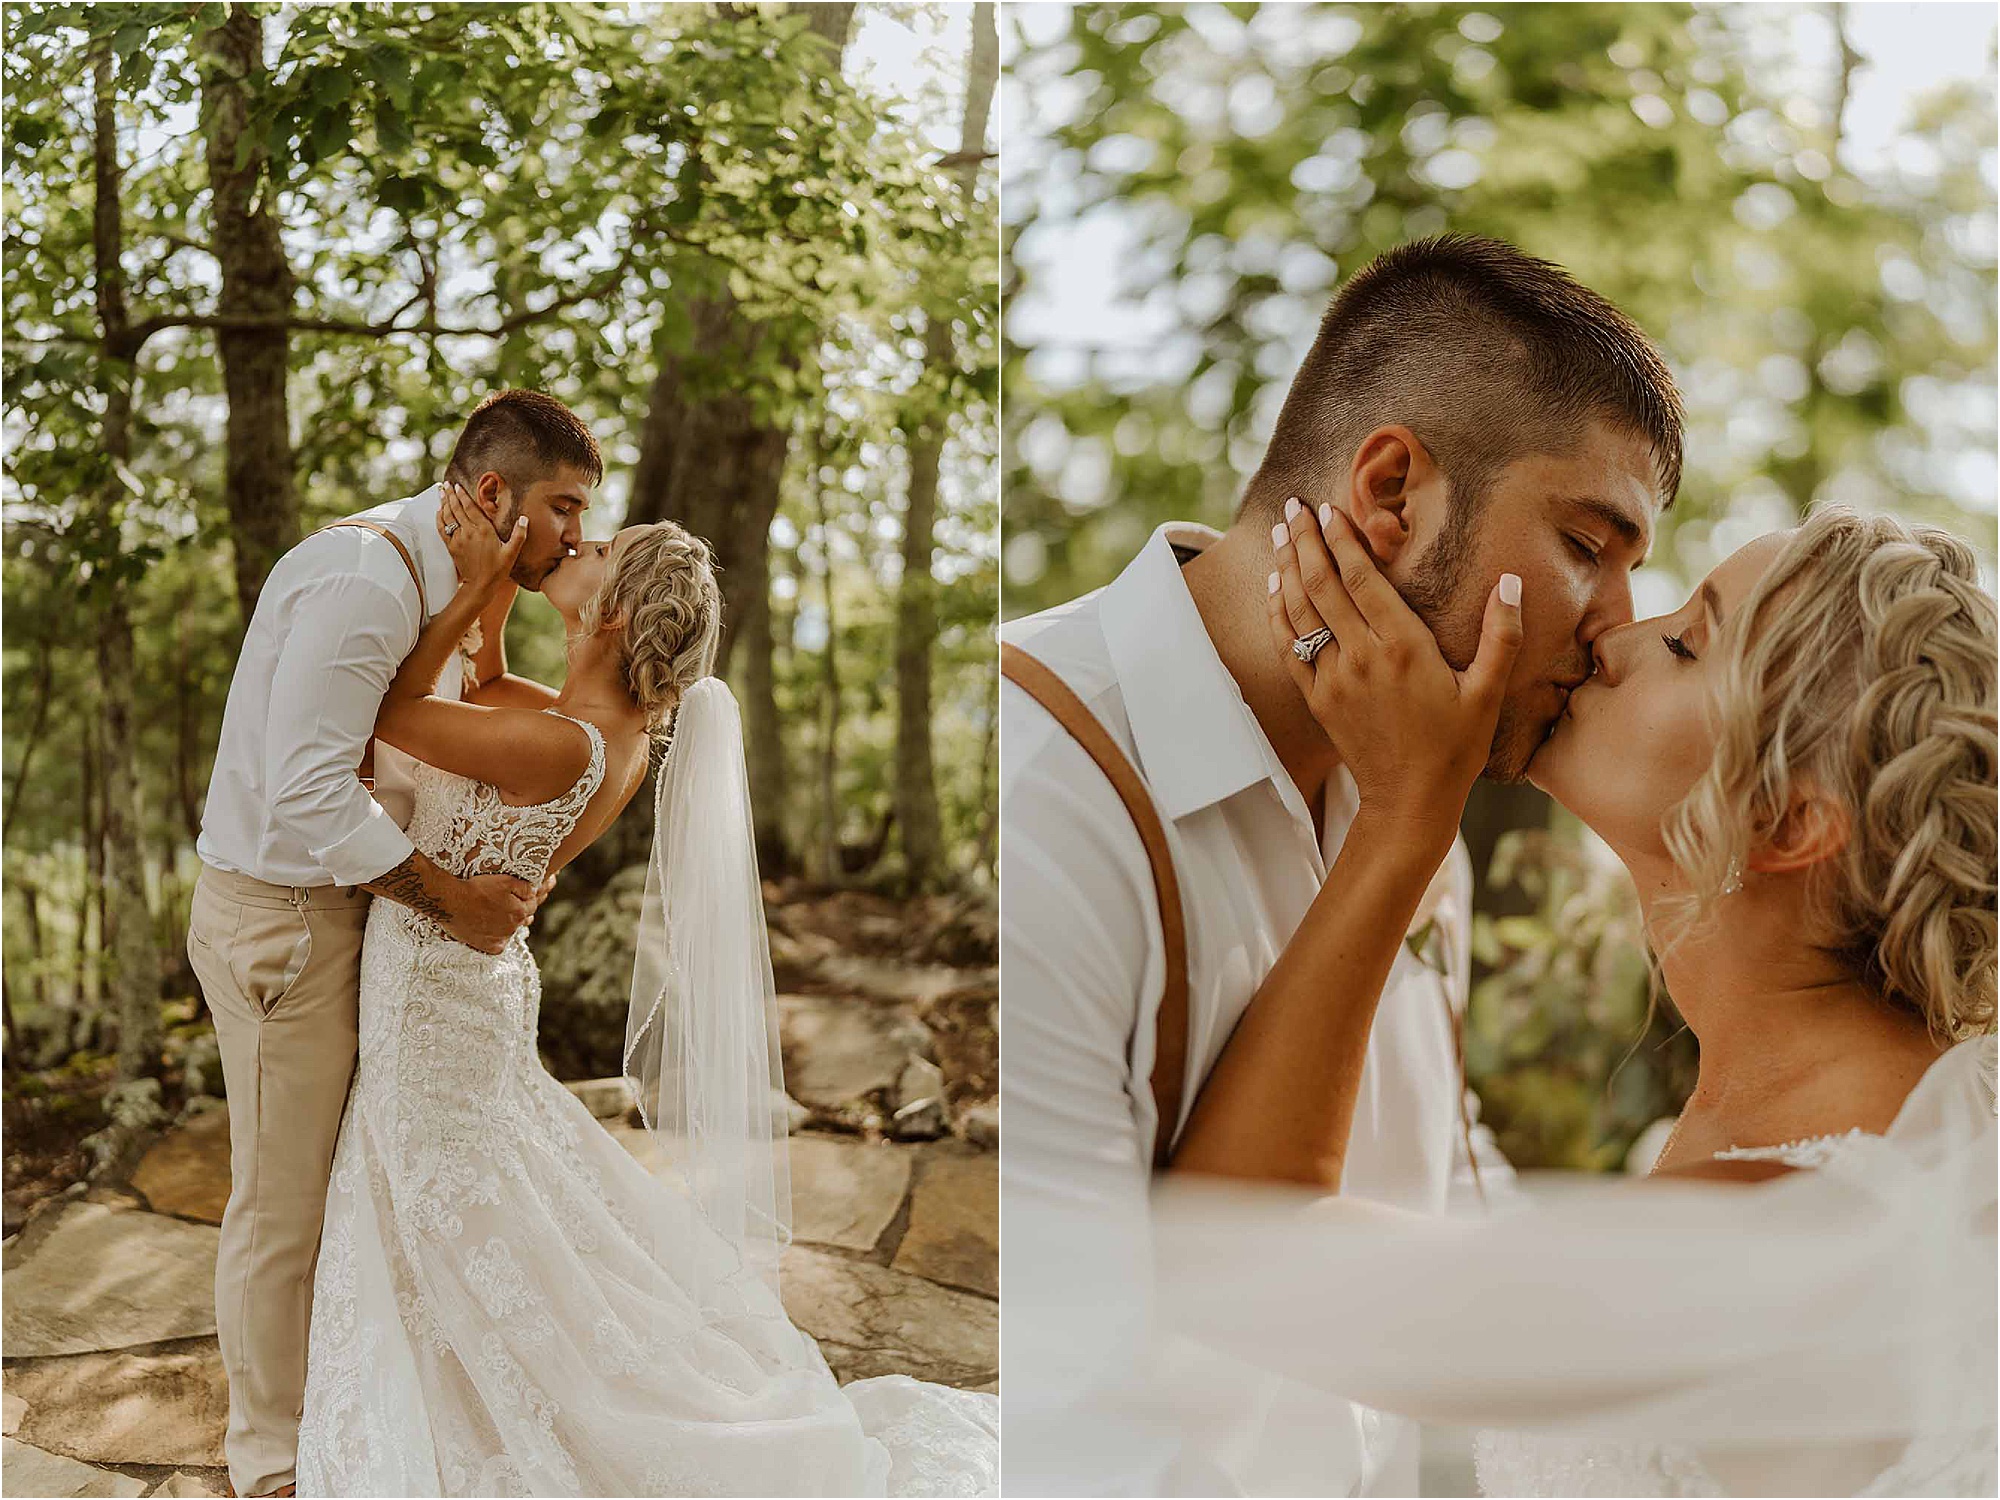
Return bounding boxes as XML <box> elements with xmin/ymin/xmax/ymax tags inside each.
<box><xmin>262</xmin><ymin>572</ymin><xmax>420</xmax><ymax>886</ymax></box>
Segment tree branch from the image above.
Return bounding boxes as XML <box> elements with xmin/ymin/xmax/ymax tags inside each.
<box><xmin>121</xmin><ymin>251</ymin><xmax>636</xmax><ymax>347</ymax></box>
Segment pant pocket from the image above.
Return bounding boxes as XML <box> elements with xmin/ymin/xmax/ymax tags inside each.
<box><xmin>186</xmin><ymin>887</ymin><xmax>241</xmax><ymax>1017</ymax></box>
<box><xmin>233</xmin><ymin>903</ymin><xmax>315</xmax><ymax>1018</ymax></box>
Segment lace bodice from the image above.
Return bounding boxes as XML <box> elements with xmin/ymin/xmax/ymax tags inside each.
<box><xmin>404</xmin><ymin>709</ymin><xmax>607</xmax><ymax>887</ymax></box>
<box><xmin>1712</xmin><ymin>1128</ymin><xmax>1871</xmax><ymax>1169</ymax></box>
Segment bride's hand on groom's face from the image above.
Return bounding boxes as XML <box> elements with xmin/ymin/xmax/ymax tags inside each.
<box><xmin>439</xmin><ymin>481</ymin><xmax>527</xmax><ymax>591</ymax></box>
<box><xmin>1268</xmin><ymin>497</ymin><xmax>1523</xmax><ymax>852</ymax></box>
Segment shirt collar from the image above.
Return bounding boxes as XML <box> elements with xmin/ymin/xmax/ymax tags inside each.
<box><xmin>1097</xmin><ymin>523</ymin><xmax>1281</xmax><ymax>823</ymax></box>
<box><xmin>403</xmin><ymin>484</ymin><xmax>459</xmax><ymax>619</ymax></box>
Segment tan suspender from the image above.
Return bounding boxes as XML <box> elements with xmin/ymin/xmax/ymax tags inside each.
<box><xmin>1003</xmin><ymin>639</ymin><xmax>1484</xmax><ymax>1191</ymax></box>
<box><xmin>1002</xmin><ymin>642</ymin><xmax>1190</xmax><ymax>1171</ymax></box>
<box><xmin>320</xmin><ymin>519</ymin><xmax>427</xmax><ymax>619</ymax></box>
<box><xmin>320</xmin><ymin>519</ymin><xmax>426</xmax><ymax>789</ymax></box>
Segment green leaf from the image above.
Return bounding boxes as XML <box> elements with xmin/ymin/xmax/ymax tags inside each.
<box><xmin>1492</xmin><ymin>916</ymin><xmax>1548</xmax><ymax>952</ymax></box>
<box><xmin>310</xmin><ymin>106</ymin><xmax>348</xmax><ymax>163</ymax></box>
<box><xmin>665</xmin><ymin>180</ymin><xmax>702</xmax><ymax>225</ymax></box>
<box><xmin>362</xmin><ymin>45</ymin><xmax>412</xmax><ymax>113</ymax></box>
<box><xmin>310</xmin><ymin>69</ymin><xmax>353</xmax><ymax>112</ymax></box>
<box><xmin>380</xmin><ymin>174</ymin><xmax>424</xmax><ymax>216</ymax></box>
<box><xmin>374</xmin><ymin>99</ymin><xmax>411</xmax><ymax>156</ymax></box>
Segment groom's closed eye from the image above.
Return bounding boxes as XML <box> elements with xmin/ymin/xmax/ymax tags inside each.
<box><xmin>1565</xmin><ymin>535</ymin><xmax>1604</xmax><ymax>567</ymax></box>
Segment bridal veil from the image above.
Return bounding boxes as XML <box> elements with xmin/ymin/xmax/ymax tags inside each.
<box><xmin>623</xmin><ymin>676</ymin><xmax>794</xmax><ymax>1330</ymax></box>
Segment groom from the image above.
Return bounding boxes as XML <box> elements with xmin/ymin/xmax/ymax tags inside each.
<box><xmin>185</xmin><ymin>388</ymin><xmax>600</xmax><ymax>1498</ymax></box>
<box><xmin>1000</xmin><ymin>236</ymin><xmax>1685</xmax><ymax>1495</ymax></box>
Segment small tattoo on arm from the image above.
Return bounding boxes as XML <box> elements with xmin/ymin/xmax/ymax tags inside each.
<box><xmin>362</xmin><ymin>854</ymin><xmax>450</xmax><ymax>924</ymax></box>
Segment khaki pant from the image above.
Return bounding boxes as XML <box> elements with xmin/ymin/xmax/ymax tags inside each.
<box><xmin>185</xmin><ymin>865</ymin><xmax>371</xmax><ymax>1498</ymax></box>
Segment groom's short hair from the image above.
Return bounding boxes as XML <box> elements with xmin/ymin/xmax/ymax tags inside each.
<box><xmin>446</xmin><ymin>389</ymin><xmax>603</xmax><ymax>491</ymax></box>
<box><xmin>1240</xmin><ymin>235</ymin><xmax>1683</xmax><ymax>521</ymax></box>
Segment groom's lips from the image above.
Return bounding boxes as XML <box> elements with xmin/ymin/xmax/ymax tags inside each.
<box><xmin>1542</xmin><ymin>679</ymin><xmax>1589</xmax><ymax>741</ymax></box>
<box><xmin>1558</xmin><ymin>677</ymin><xmax>1602</xmax><ymax>721</ymax></box>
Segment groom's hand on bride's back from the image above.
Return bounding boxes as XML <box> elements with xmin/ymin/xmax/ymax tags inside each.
<box><xmin>447</xmin><ymin>871</ymin><xmax>544</xmax><ymax>953</ymax></box>
<box><xmin>365</xmin><ymin>852</ymin><xmax>555</xmax><ymax>953</ymax></box>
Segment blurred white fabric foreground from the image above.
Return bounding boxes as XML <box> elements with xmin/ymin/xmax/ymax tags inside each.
<box><xmin>1149</xmin><ymin>1037</ymin><xmax>1994</xmax><ymax>1497</ymax></box>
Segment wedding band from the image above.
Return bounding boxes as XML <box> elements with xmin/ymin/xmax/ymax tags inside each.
<box><xmin>1292</xmin><ymin>627</ymin><xmax>1334</xmax><ymax>664</ymax></box>
<box><xmin>443</xmin><ymin>522</ymin><xmax>459</xmax><ymax>537</ymax></box>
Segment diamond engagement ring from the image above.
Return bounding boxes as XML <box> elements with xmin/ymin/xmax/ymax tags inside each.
<box><xmin>1291</xmin><ymin>627</ymin><xmax>1335</xmax><ymax>664</ymax></box>
<box><xmin>442</xmin><ymin>521</ymin><xmax>459</xmax><ymax>537</ymax></box>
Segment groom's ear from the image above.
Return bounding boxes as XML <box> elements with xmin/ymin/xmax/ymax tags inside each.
<box><xmin>469</xmin><ymin>471</ymin><xmax>507</xmax><ymax>524</ymax></box>
<box><xmin>1344</xmin><ymin>426</ymin><xmax>1435</xmax><ymax>568</ymax></box>
<box><xmin>1750</xmin><ymin>788</ymin><xmax>1850</xmax><ymax>875</ymax></box>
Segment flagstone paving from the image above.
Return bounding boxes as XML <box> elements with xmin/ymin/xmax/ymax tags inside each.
<box><xmin>3</xmin><ymin>1074</ymin><xmax>995</xmax><ymax>1496</ymax></box>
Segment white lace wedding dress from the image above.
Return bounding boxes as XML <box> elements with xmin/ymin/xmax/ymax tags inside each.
<box><xmin>294</xmin><ymin>712</ymin><xmax>997</xmax><ymax>1497</ymax></box>
<box><xmin>1470</xmin><ymin>1037</ymin><xmax>1998</xmax><ymax>1498</ymax></box>
<box><xmin>1154</xmin><ymin>1035</ymin><xmax>1994</xmax><ymax>1498</ymax></box>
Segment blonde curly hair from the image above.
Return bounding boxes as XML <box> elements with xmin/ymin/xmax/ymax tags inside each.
<box><xmin>577</xmin><ymin>521</ymin><xmax>723</xmax><ymax>739</ymax></box>
<box><xmin>1660</xmin><ymin>507</ymin><xmax>1998</xmax><ymax>1042</ymax></box>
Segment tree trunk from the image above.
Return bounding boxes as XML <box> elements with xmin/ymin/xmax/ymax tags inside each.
<box><xmin>893</xmin><ymin>425</ymin><xmax>945</xmax><ymax>890</ymax></box>
<box><xmin>740</xmin><ymin>532</ymin><xmax>789</xmax><ymax>876</ymax></box>
<box><xmin>22</xmin><ymin>877</ymin><xmax>47</xmax><ymax>1015</ymax></box>
<box><xmin>969</xmin><ymin>696</ymin><xmax>997</xmax><ymax>881</ymax></box>
<box><xmin>92</xmin><ymin>45</ymin><xmax>163</xmax><ymax>1102</ymax></box>
<box><xmin>11</xmin><ymin>875</ymin><xmax>43</xmax><ymax>1063</ymax></box>
<box><xmin>200</xmin><ymin>9</ymin><xmax>299</xmax><ymax>627</ymax></box>
<box><xmin>627</xmin><ymin>326</ymin><xmax>789</xmax><ymax>664</ymax></box>
<box><xmin>624</xmin><ymin>0</ymin><xmax>856</xmax><ymax>656</ymax></box>
<box><xmin>174</xmin><ymin>583</ymin><xmax>203</xmax><ymax>843</ymax></box>
<box><xmin>615</xmin><ymin>2</ymin><xmax>860</xmax><ymax>878</ymax></box>
<box><xmin>2</xmin><ymin>638</ymin><xmax>54</xmax><ymax>844</ymax></box>
<box><xmin>810</xmin><ymin>432</ymin><xmax>845</xmax><ymax>886</ymax></box>
<box><xmin>893</xmin><ymin>1</ymin><xmax>997</xmax><ymax>892</ymax></box>
<box><xmin>82</xmin><ymin>711</ymin><xmax>102</xmax><ymax>1016</ymax></box>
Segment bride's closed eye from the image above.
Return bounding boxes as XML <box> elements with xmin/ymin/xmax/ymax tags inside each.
<box><xmin>1662</xmin><ymin>631</ymin><xmax>1698</xmax><ymax>662</ymax></box>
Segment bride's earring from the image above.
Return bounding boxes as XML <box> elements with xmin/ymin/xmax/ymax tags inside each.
<box><xmin>1720</xmin><ymin>856</ymin><xmax>1744</xmax><ymax>895</ymax></box>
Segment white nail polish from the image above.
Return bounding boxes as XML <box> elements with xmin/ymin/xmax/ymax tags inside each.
<box><xmin>1284</xmin><ymin>496</ymin><xmax>1302</xmax><ymax>521</ymax></box>
<box><xmin>1499</xmin><ymin>573</ymin><xmax>1522</xmax><ymax>607</ymax></box>
<box><xmin>1271</xmin><ymin>522</ymin><xmax>1289</xmax><ymax>548</ymax></box>
<box><xmin>1268</xmin><ymin>571</ymin><xmax>1281</xmax><ymax>594</ymax></box>
<box><xmin>1318</xmin><ymin>503</ymin><xmax>1334</xmax><ymax>529</ymax></box>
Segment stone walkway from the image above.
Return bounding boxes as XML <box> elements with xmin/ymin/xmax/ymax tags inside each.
<box><xmin>3</xmin><ymin>1076</ymin><xmax>995</xmax><ymax>1496</ymax></box>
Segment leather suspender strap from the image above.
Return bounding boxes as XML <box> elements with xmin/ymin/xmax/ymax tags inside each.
<box><xmin>321</xmin><ymin>519</ymin><xmax>426</xmax><ymax>790</ymax></box>
<box><xmin>1001</xmin><ymin>642</ymin><xmax>1190</xmax><ymax>1171</ymax></box>
<box><xmin>321</xmin><ymin>519</ymin><xmax>427</xmax><ymax>621</ymax></box>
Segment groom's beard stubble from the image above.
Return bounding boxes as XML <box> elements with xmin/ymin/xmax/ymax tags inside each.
<box><xmin>495</xmin><ymin>493</ymin><xmax>558</xmax><ymax>591</ymax></box>
<box><xmin>1400</xmin><ymin>504</ymin><xmax>1542</xmax><ymax>784</ymax></box>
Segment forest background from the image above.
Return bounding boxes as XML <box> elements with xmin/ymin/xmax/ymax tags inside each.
<box><xmin>3</xmin><ymin>0</ymin><xmax>999</xmax><ymax>1206</ymax></box>
<box><xmin>1003</xmin><ymin>0</ymin><xmax>1997</xmax><ymax>1170</ymax></box>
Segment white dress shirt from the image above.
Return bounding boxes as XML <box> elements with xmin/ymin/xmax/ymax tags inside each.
<box><xmin>1000</xmin><ymin>522</ymin><xmax>1510</xmax><ymax>1497</ymax></box>
<box><xmin>197</xmin><ymin>486</ymin><xmax>463</xmax><ymax>888</ymax></box>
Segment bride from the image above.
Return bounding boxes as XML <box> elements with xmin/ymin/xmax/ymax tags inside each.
<box><xmin>1155</xmin><ymin>502</ymin><xmax>1994</xmax><ymax>1495</ymax></box>
<box><xmin>294</xmin><ymin>487</ymin><xmax>997</xmax><ymax>1497</ymax></box>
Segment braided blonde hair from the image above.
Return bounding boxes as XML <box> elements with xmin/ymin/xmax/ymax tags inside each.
<box><xmin>577</xmin><ymin>521</ymin><xmax>722</xmax><ymax>741</ymax></box>
<box><xmin>1660</xmin><ymin>507</ymin><xmax>1997</xmax><ymax>1041</ymax></box>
